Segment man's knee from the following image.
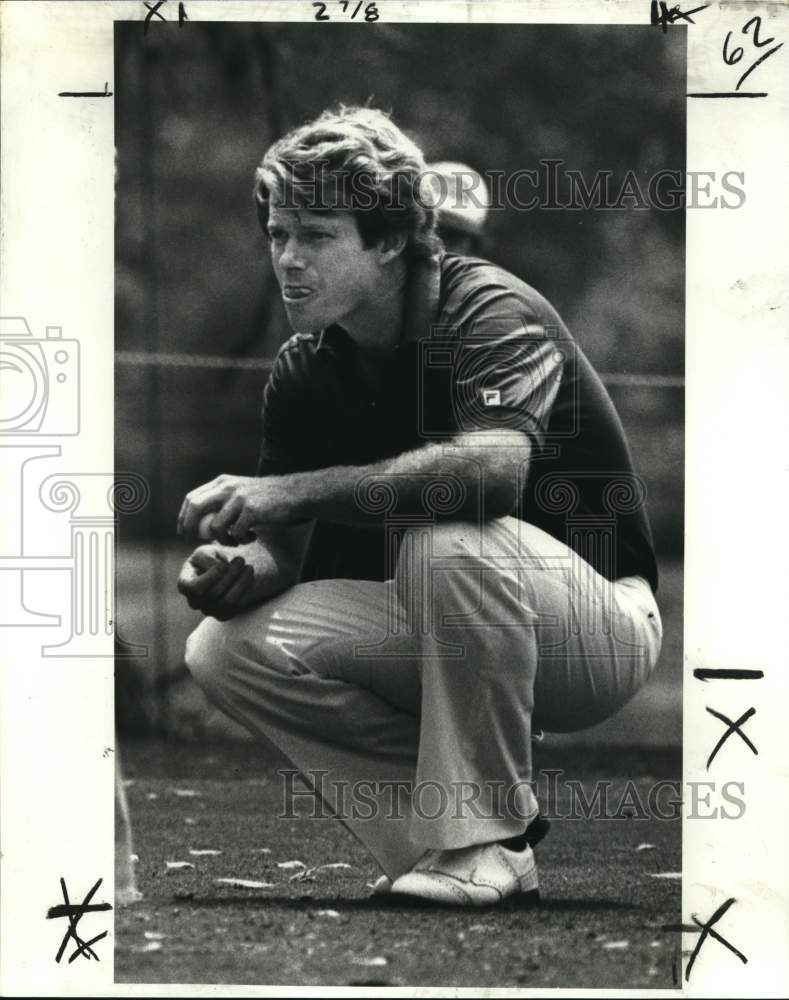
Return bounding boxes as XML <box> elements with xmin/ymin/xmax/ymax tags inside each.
<box><xmin>184</xmin><ymin>617</ymin><xmax>229</xmax><ymax>696</ymax></box>
<box><xmin>185</xmin><ymin>603</ymin><xmax>303</xmax><ymax>697</ymax></box>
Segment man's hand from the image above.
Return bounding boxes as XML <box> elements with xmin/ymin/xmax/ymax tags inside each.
<box><xmin>177</xmin><ymin>474</ymin><xmax>297</xmax><ymax>545</ymax></box>
<box><xmin>176</xmin><ymin>545</ymin><xmax>259</xmax><ymax>621</ymax></box>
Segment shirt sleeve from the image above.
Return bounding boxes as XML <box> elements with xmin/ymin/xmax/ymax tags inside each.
<box><xmin>255</xmin><ymin>342</ymin><xmax>316</xmax><ymax>477</ymax></box>
<box><xmin>444</xmin><ymin>293</ymin><xmax>566</xmax><ymax>449</ymax></box>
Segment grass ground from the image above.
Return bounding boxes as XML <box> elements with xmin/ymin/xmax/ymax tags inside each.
<box><xmin>116</xmin><ymin>741</ymin><xmax>681</xmax><ymax>989</ymax></box>
<box><xmin>116</xmin><ymin>547</ymin><xmax>682</xmax><ymax>987</ymax></box>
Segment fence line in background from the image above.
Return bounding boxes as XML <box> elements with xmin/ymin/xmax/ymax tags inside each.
<box><xmin>114</xmin><ymin>351</ymin><xmax>685</xmax><ymax>388</ymax></box>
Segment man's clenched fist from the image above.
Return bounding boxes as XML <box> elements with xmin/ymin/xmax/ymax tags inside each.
<box><xmin>177</xmin><ymin>474</ymin><xmax>298</xmax><ymax>544</ymax></box>
<box><xmin>177</xmin><ymin>545</ymin><xmax>258</xmax><ymax>621</ymax></box>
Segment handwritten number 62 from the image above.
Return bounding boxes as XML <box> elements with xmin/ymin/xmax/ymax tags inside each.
<box><xmin>722</xmin><ymin>15</ymin><xmax>782</xmax><ymax>91</ymax></box>
<box><xmin>723</xmin><ymin>16</ymin><xmax>777</xmax><ymax>64</ymax></box>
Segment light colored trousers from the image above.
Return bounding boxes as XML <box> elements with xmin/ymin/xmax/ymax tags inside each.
<box><xmin>186</xmin><ymin>517</ymin><xmax>662</xmax><ymax>879</ymax></box>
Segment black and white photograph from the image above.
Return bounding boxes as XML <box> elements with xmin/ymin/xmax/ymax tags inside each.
<box><xmin>113</xmin><ymin>15</ymin><xmax>685</xmax><ymax>990</ymax></box>
<box><xmin>0</xmin><ymin>1</ymin><xmax>787</xmax><ymax>997</ymax></box>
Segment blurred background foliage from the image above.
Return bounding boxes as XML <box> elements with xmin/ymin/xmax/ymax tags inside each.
<box><xmin>115</xmin><ymin>21</ymin><xmax>685</xmax><ymax>554</ymax></box>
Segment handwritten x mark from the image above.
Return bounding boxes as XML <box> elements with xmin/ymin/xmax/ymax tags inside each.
<box><xmin>47</xmin><ymin>877</ymin><xmax>111</xmax><ymax>963</ymax></box>
<box><xmin>143</xmin><ymin>0</ymin><xmax>187</xmax><ymax>32</ymax></box>
<box><xmin>686</xmin><ymin>897</ymin><xmax>747</xmax><ymax>980</ymax></box>
<box><xmin>705</xmin><ymin>706</ymin><xmax>758</xmax><ymax>769</ymax></box>
<box><xmin>663</xmin><ymin>897</ymin><xmax>748</xmax><ymax>981</ymax></box>
<box><xmin>143</xmin><ymin>1</ymin><xmax>167</xmax><ymax>34</ymax></box>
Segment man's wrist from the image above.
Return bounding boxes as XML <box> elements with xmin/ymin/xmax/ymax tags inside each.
<box><xmin>284</xmin><ymin>470</ymin><xmax>323</xmax><ymax>522</ymax></box>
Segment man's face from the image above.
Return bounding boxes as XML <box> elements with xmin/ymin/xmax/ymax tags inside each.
<box><xmin>266</xmin><ymin>203</ymin><xmax>384</xmax><ymax>334</ymax></box>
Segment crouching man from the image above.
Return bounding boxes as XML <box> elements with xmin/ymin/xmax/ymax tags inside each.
<box><xmin>177</xmin><ymin>106</ymin><xmax>663</xmax><ymax>906</ymax></box>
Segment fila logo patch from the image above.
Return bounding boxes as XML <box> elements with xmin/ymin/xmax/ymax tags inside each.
<box><xmin>482</xmin><ymin>389</ymin><xmax>501</xmax><ymax>406</ymax></box>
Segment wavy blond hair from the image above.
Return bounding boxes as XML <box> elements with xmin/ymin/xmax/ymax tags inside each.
<box><xmin>253</xmin><ymin>105</ymin><xmax>441</xmax><ymax>260</ymax></box>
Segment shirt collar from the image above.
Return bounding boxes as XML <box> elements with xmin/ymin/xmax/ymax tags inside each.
<box><xmin>316</xmin><ymin>252</ymin><xmax>443</xmax><ymax>354</ymax></box>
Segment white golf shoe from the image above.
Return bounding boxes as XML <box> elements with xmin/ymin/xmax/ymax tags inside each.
<box><xmin>370</xmin><ymin>874</ymin><xmax>393</xmax><ymax>895</ymax></box>
<box><xmin>388</xmin><ymin>842</ymin><xmax>538</xmax><ymax>907</ymax></box>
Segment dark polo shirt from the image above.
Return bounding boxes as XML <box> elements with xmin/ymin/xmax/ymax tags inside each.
<box><xmin>256</xmin><ymin>253</ymin><xmax>659</xmax><ymax>593</ymax></box>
